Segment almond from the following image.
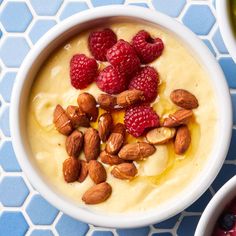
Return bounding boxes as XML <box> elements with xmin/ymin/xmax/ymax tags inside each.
<box><xmin>118</xmin><ymin>142</ymin><xmax>156</xmax><ymax>161</ymax></box>
<box><xmin>106</xmin><ymin>123</ymin><xmax>126</xmax><ymax>154</ymax></box>
<box><xmin>77</xmin><ymin>93</ymin><xmax>98</xmax><ymax>121</ymax></box>
<box><xmin>111</xmin><ymin>163</ymin><xmax>137</xmax><ymax>180</ymax></box>
<box><xmin>53</xmin><ymin>105</ymin><xmax>73</xmax><ymax>135</ymax></box>
<box><xmin>88</xmin><ymin>160</ymin><xmax>107</xmax><ymax>184</ymax></box>
<box><xmin>170</xmin><ymin>89</ymin><xmax>199</xmax><ymax>109</ymax></box>
<box><xmin>174</xmin><ymin>125</ymin><xmax>191</xmax><ymax>154</ymax></box>
<box><xmin>66</xmin><ymin>105</ymin><xmax>90</xmax><ymax>128</ymax></box>
<box><xmin>63</xmin><ymin>157</ymin><xmax>80</xmax><ymax>183</ymax></box>
<box><xmin>78</xmin><ymin>160</ymin><xmax>88</xmax><ymax>183</ymax></box>
<box><xmin>97</xmin><ymin>94</ymin><xmax>117</xmax><ymax>110</ymax></box>
<box><xmin>98</xmin><ymin>113</ymin><xmax>113</xmax><ymax>142</ymax></box>
<box><xmin>117</xmin><ymin>89</ymin><xmax>144</xmax><ymax>107</ymax></box>
<box><xmin>84</xmin><ymin>128</ymin><xmax>100</xmax><ymax>161</ymax></box>
<box><xmin>82</xmin><ymin>182</ymin><xmax>112</xmax><ymax>204</ymax></box>
<box><xmin>146</xmin><ymin>127</ymin><xmax>176</xmax><ymax>145</ymax></box>
<box><xmin>65</xmin><ymin>130</ymin><xmax>83</xmax><ymax>157</ymax></box>
<box><xmin>100</xmin><ymin>151</ymin><xmax>124</xmax><ymax>165</ymax></box>
<box><xmin>163</xmin><ymin>109</ymin><xmax>193</xmax><ymax>127</ymax></box>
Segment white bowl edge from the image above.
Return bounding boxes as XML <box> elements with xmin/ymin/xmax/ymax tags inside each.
<box><xmin>216</xmin><ymin>0</ymin><xmax>236</xmax><ymax>63</ymax></box>
<box><xmin>10</xmin><ymin>6</ymin><xmax>233</xmax><ymax>228</ymax></box>
<box><xmin>195</xmin><ymin>176</ymin><xmax>236</xmax><ymax>236</ymax></box>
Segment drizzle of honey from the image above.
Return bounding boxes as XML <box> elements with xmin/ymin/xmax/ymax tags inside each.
<box><xmin>91</xmin><ymin>90</ymin><xmax>201</xmax><ymax>186</ymax></box>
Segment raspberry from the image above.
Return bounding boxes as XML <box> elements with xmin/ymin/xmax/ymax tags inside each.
<box><xmin>70</xmin><ymin>54</ymin><xmax>98</xmax><ymax>89</ymax></box>
<box><xmin>106</xmin><ymin>39</ymin><xmax>140</xmax><ymax>76</ymax></box>
<box><xmin>129</xmin><ymin>66</ymin><xmax>159</xmax><ymax>102</ymax></box>
<box><xmin>124</xmin><ymin>105</ymin><xmax>159</xmax><ymax>137</ymax></box>
<box><xmin>88</xmin><ymin>28</ymin><xmax>117</xmax><ymax>61</ymax></box>
<box><xmin>132</xmin><ymin>30</ymin><xmax>164</xmax><ymax>64</ymax></box>
<box><xmin>96</xmin><ymin>65</ymin><xmax>127</xmax><ymax>94</ymax></box>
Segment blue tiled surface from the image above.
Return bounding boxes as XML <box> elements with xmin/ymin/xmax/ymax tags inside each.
<box><xmin>0</xmin><ymin>72</ymin><xmax>16</xmax><ymax>102</ymax></box>
<box><xmin>30</xmin><ymin>230</ymin><xmax>54</xmax><ymax>236</ymax></box>
<box><xmin>0</xmin><ymin>141</ymin><xmax>21</xmax><ymax>171</ymax></box>
<box><xmin>0</xmin><ymin>2</ymin><xmax>32</xmax><ymax>32</ymax></box>
<box><xmin>29</xmin><ymin>20</ymin><xmax>57</xmax><ymax>43</ymax></box>
<box><xmin>0</xmin><ymin>1</ymin><xmax>235</xmax><ymax>236</ymax></box>
<box><xmin>92</xmin><ymin>231</ymin><xmax>114</xmax><ymax>236</ymax></box>
<box><xmin>117</xmin><ymin>226</ymin><xmax>150</xmax><ymax>236</ymax></box>
<box><xmin>152</xmin><ymin>0</ymin><xmax>186</xmax><ymax>17</ymax></box>
<box><xmin>26</xmin><ymin>194</ymin><xmax>59</xmax><ymax>225</ymax></box>
<box><xmin>177</xmin><ymin>216</ymin><xmax>200</xmax><ymax>236</ymax></box>
<box><xmin>30</xmin><ymin>0</ymin><xmax>63</xmax><ymax>16</ymax></box>
<box><xmin>0</xmin><ymin>212</ymin><xmax>29</xmax><ymax>236</ymax></box>
<box><xmin>60</xmin><ymin>2</ymin><xmax>89</xmax><ymax>20</ymax></box>
<box><xmin>182</xmin><ymin>5</ymin><xmax>215</xmax><ymax>35</ymax></box>
<box><xmin>213</xmin><ymin>29</ymin><xmax>228</xmax><ymax>54</ymax></box>
<box><xmin>0</xmin><ymin>37</ymin><xmax>30</xmax><ymax>67</ymax></box>
<box><xmin>56</xmin><ymin>214</ymin><xmax>89</xmax><ymax>236</ymax></box>
<box><xmin>0</xmin><ymin>176</ymin><xmax>29</xmax><ymax>206</ymax></box>
<box><xmin>154</xmin><ymin>214</ymin><xmax>180</xmax><ymax>229</ymax></box>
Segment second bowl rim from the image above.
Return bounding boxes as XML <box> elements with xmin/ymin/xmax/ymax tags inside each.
<box><xmin>10</xmin><ymin>5</ymin><xmax>232</xmax><ymax>228</ymax></box>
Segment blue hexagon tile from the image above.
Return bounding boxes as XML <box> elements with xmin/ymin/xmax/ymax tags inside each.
<box><xmin>0</xmin><ymin>141</ymin><xmax>21</xmax><ymax>171</ymax></box>
<box><xmin>29</xmin><ymin>20</ymin><xmax>57</xmax><ymax>44</ymax></box>
<box><xmin>0</xmin><ymin>2</ymin><xmax>32</xmax><ymax>32</ymax></box>
<box><xmin>0</xmin><ymin>1</ymin><xmax>236</xmax><ymax>236</ymax></box>
<box><xmin>0</xmin><ymin>37</ymin><xmax>30</xmax><ymax>67</ymax></box>
<box><xmin>0</xmin><ymin>72</ymin><xmax>16</xmax><ymax>102</ymax></box>
<box><xmin>0</xmin><ymin>176</ymin><xmax>29</xmax><ymax>207</ymax></box>
<box><xmin>59</xmin><ymin>2</ymin><xmax>89</xmax><ymax>20</ymax></box>
<box><xmin>182</xmin><ymin>5</ymin><xmax>215</xmax><ymax>35</ymax></box>
<box><xmin>0</xmin><ymin>212</ymin><xmax>29</xmax><ymax>236</ymax></box>
<box><xmin>30</xmin><ymin>0</ymin><xmax>63</xmax><ymax>16</ymax></box>
<box><xmin>152</xmin><ymin>0</ymin><xmax>186</xmax><ymax>17</ymax></box>
<box><xmin>26</xmin><ymin>194</ymin><xmax>59</xmax><ymax>225</ymax></box>
<box><xmin>30</xmin><ymin>229</ymin><xmax>54</xmax><ymax>236</ymax></box>
<box><xmin>56</xmin><ymin>214</ymin><xmax>89</xmax><ymax>236</ymax></box>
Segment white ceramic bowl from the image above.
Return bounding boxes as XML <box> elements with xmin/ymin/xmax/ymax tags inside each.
<box><xmin>195</xmin><ymin>176</ymin><xmax>236</xmax><ymax>236</ymax></box>
<box><xmin>10</xmin><ymin>6</ymin><xmax>232</xmax><ymax>228</ymax></box>
<box><xmin>216</xmin><ymin>0</ymin><xmax>236</xmax><ymax>62</ymax></box>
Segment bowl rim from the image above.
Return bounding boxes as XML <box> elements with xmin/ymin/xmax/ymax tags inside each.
<box><xmin>216</xmin><ymin>0</ymin><xmax>236</xmax><ymax>62</ymax></box>
<box><xmin>10</xmin><ymin>5</ymin><xmax>232</xmax><ymax>228</ymax></box>
<box><xmin>195</xmin><ymin>176</ymin><xmax>236</xmax><ymax>236</ymax></box>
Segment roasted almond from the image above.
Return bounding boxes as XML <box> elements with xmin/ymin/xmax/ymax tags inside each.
<box><xmin>117</xmin><ymin>89</ymin><xmax>144</xmax><ymax>107</ymax></box>
<box><xmin>170</xmin><ymin>89</ymin><xmax>199</xmax><ymax>109</ymax></box>
<box><xmin>88</xmin><ymin>160</ymin><xmax>107</xmax><ymax>184</ymax></box>
<box><xmin>106</xmin><ymin>123</ymin><xmax>126</xmax><ymax>154</ymax></box>
<box><xmin>78</xmin><ymin>160</ymin><xmax>88</xmax><ymax>183</ymax></box>
<box><xmin>100</xmin><ymin>151</ymin><xmax>124</xmax><ymax>165</ymax></box>
<box><xmin>97</xmin><ymin>94</ymin><xmax>117</xmax><ymax>110</ymax></box>
<box><xmin>66</xmin><ymin>105</ymin><xmax>90</xmax><ymax>128</ymax></box>
<box><xmin>174</xmin><ymin>125</ymin><xmax>191</xmax><ymax>154</ymax></box>
<box><xmin>53</xmin><ymin>104</ymin><xmax>73</xmax><ymax>135</ymax></box>
<box><xmin>82</xmin><ymin>182</ymin><xmax>112</xmax><ymax>204</ymax></box>
<box><xmin>63</xmin><ymin>157</ymin><xmax>80</xmax><ymax>183</ymax></box>
<box><xmin>98</xmin><ymin>113</ymin><xmax>113</xmax><ymax>142</ymax></box>
<box><xmin>65</xmin><ymin>130</ymin><xmax>83</xmax><ymax>157</ymax></box>
<box><xmin>118</xmin><ymin>142</ymin><xmax>156</xmax><ymax>161</ymax></box>
<box><xmin>146</xmin><ymin>127</ymin><xmax>176</xmax><ymax>145</ymax></box>
<box><xmin>84</xmin><ymin>128</ymin><xmax>100</xmax><ymax>161</ymax></box>
<box><xmin>163</xmin><ymin>109</ymin><xmax>193</xmax><ymax>127</ymax></box>
<box><xmin>77</xmin><ymin>93</ymin><xmax>98</xmax><ymax>121</ymax></box>
<box><xmin>111</xmin><ymin>163</ymin><xmax>137</xmax><ymax>180</ymax></box>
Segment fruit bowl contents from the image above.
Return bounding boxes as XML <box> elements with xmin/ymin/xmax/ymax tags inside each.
<box><xmin>212</xmin><ymin>198</ymin><xmax>236</xmax><ymax>236</ymax></box>
<box><xmin>27</xmin><ymin>21</ymin><xmax>217</xmax><ymax>212</ymax></box>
